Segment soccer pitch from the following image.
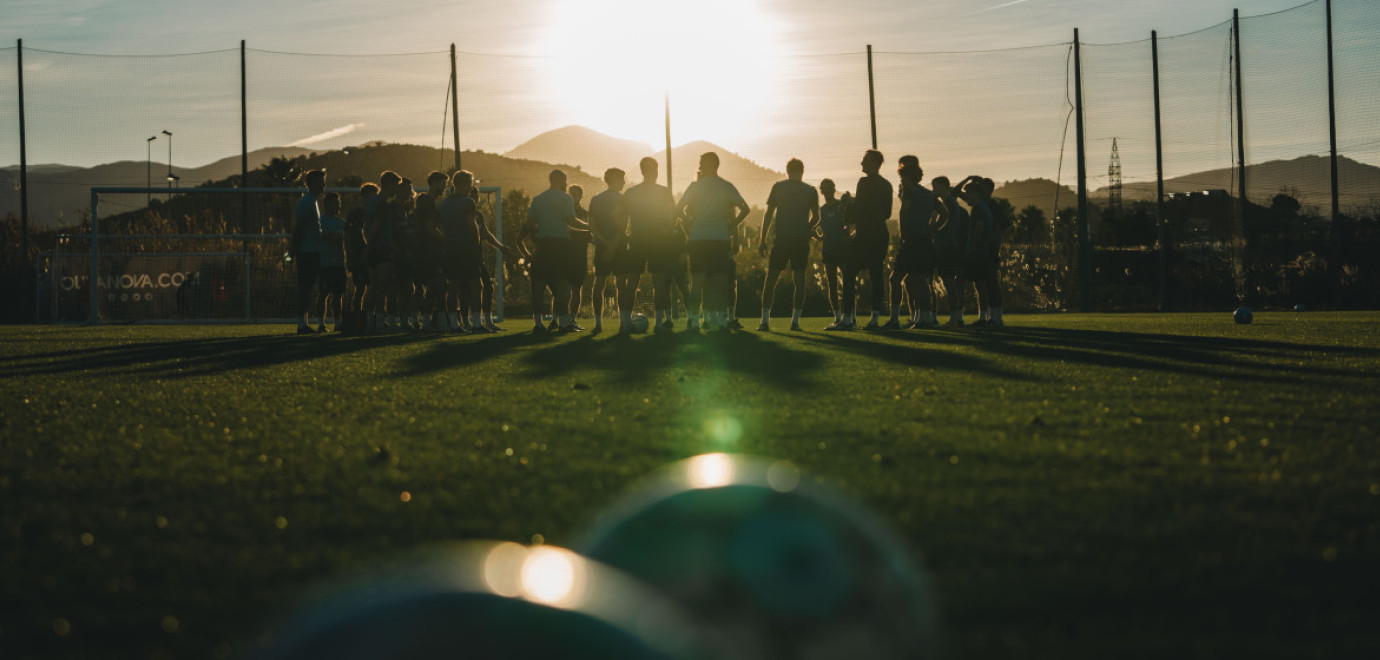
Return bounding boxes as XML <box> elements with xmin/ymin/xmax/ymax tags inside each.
<box><xmin>2</xmin><ymin>313</ymin><xmax>1378</xmax><ymax>659</ymax></box>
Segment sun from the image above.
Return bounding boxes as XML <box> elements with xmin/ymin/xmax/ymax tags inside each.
<box><xmin>543</xmin><ymin>0</ymin><xmax>784</xmax><ymax>149</ymax></box>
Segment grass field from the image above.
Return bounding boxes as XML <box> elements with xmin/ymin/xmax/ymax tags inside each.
<box><xmin>2</xmin><ymin>313</ymin><xmax>1379</xmax><ymax>659</ymax></box>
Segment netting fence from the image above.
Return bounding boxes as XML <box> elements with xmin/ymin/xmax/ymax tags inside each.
<box><xmin>3</xmin><ymin>0</ymin><xmax>1380</xmax><ymax>323</ymax></box>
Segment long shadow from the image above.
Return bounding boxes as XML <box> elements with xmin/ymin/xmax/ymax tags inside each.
<box><xmin>0</xmin><ymin>332</ymin><xmax>443</xmax><ymax>380</ymax></box>
<box><xmin>509</xmin><ymin>330</ymin><xmax>827</xmax><ymax>391</ymax></box>
<box><xmin>395</xmin><ymin>331</ymin><xmax>551</xmax><ymax>376</ymax></box>
<box><xmin>812</xmin><ymin>324</ymin><xmax>1379</xmax><ymax>387</ymax></box>
<box><xmin>790</xmin><ymin>329</ymin><xmax>1035</xmax><ymax>382</ymax></box>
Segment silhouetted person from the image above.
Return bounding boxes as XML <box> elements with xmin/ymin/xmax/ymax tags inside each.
<box><xmin>836</xmin><ymin>149</ymin><xmax>893</xmax><ymax>331</ymax></box>
<box><xmin>817</xmin><ymin>180</ymin><xmax>852</xmax><ymax>328</ymax></box>
<box><xmin>616</xmin><ymin>157</ymin><xmax>677</xmax><ymax>334</ymax></box>
<box><xmin>887</xmin><ymin>155</ymin><xmax>939</xmax><ymax>329</ymax></box>
<box><xmin>677</xmin><ymin>152</ymin><xmax>750</xmax><ymax>332</ymax></box>
<box><xmin>588</xmin><ymin>168</ymin><xmax>627</xmax><ymax>334</ymax></box>
<box><xmin>565</xmin><ymin>184</ymin><xmax>592</xmax><ymax>331</ymax></box>
<box><xmin>292</xmin><ymin>169</ymin><xmax>327</xmax><ymax>334</ymax></box>
<box><xmin>521</xmin><ymin>169</ymin><xmax>587</xmax><ymax>333</ymax></box>
<box><xmin>318</xmin><ymin>192</ymin><xmax>348</xmax><ymax>332</ymax></box>
<box><xmin>932</xmin><ymin>176</ymin><xmax>969</xmax><ymax>326</ymax></box>
<box><xmin>364</xmin><ymin>171</ymin><xmax>402</xmax><ymax>334</ymax></box>
<box><xmin>345</xmin><ymin>183</ymin><xmax>377</xmax><ymax>313</ymax></box>
<box><xmin>757</xmin><ymin>158</ymin><xmax>819</xmax><ymax>332</ymax></box>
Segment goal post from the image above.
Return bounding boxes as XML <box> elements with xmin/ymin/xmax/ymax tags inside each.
<box><xmin>64</xmin><ymin>185</ymin><xmax>504</xmax><ymax>325</ymax></box>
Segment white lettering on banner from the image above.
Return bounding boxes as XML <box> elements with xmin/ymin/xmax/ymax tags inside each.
<box><xmin>58</xmin><ymin>271</ymin><xmax>202</xmax><ymax>292</ymax></box>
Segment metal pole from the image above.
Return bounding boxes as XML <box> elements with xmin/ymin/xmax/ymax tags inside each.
<box><xmin>1325</xmin><ymin>0</ymin><xmax>1339</xmax><ymax>222</ymax></box>
<box><xmin>450</xmin><ymin>44</ymin><xmax>462</xmax><ymax>172</ymax></box>
<box><xmin>17</xmin><ymin>40</ymin><xmax>29</xmax><ymax>287</ymax></box>
<box><xmin>1234</xmin><ymin>9</ymin><xmax>1246</xmax><ymax>206</ymax></box>
<box><xmin>241</xmin><ymin>40</ymin><xmax>249</xmax><ymax>231</ymax></box>
<box><xmin>1074</xmin><ymin>29</ymin><xmax>1091</xmax><ymax>312</ymax></box>
<box><xmin>89</xmin><ymin>191</ymin><xmax>99</xmax><ymax>325</ymax></box>
<box><xmin>664</xmin><ymin>91</ymin><xmax>673</xmax><ymax>192</ymax></box>
<box><xmin>866</xmin><ymin>45</ymin><xmax>878</xmax><ymax>150</ymax></box>
<box><xmin>493</xmin><ymin>187</ymin><xmax>504</xmax><ymax>322</ymax></box>
<box><xmin>1152</xmin><ymin>30</ymin><xmax>1167</xmax><ymax>311</ymax></box>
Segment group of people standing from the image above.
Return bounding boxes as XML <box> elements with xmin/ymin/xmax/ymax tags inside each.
<box><xmin>287</xmin><ymin>147</ymin><xmax>1005</xmax><ymax>336</ymax></box>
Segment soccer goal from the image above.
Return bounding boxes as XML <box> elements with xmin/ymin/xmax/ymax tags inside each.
<box><xmin>37</xmin><ymin>185</ymin><xmax>504</xmax><ymax>324</ymax></box>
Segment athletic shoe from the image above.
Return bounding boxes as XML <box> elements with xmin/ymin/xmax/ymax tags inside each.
<box><xmin>532</xmin><ymin>323</ymin><xmax>549</xmax><ymax>334</ymax></box>
<box><xmin>790</xmin><ymin>321</ymin><xmax>804</xmax><ymax>332</ymax></box>
<box><xmin>863</xmin><ymin>320</ymin><xmax>880</xmax><ymax>331</ymax></box>
<box><xmin>882</xmin><ymin>319</ymin><xmax>902</xmax><ymax>331</ymax></box>
<box><xmin>315</xmin><ymin>326</ymin><xmax>329</xmax><ymax>334</ymax></box>
<box><xmin>558</xmin><ymin>324</ymin><xmax>579</xmax><ymax>334</ymax></box>
<box><xmin>590</xmin><ymin>325</ymin><xmax>603</xmax><ymax>335</ymax></box>
<box><xmin>485</xmin><ymin>324</ymin><xmax>505</xmax><ymax>333</ymax></box>
<box><xmin>469</xmin><ymin>325</ymin><xmax>492</xmax><ymax>334</ymax></box>
<box><xmin>757</xmin><ymin>322</ymin><xmax>771</xmax><ymax>332</ymax></box>
<box><xmin>972</xmin><ymin>318</ymin><xmax>992</xmax><ymax>327</ymax></box>
<box><xmin>547</xmin><ymin>320</ymin><xmax>560</xmax><ymax>332</ymax></box>
<box><xmin>570</xmin><ymin>323</ymin><xmax>587</xmax><ymax>332</ymax></box>
<box><xmin>826</xmin><ymin>321</ymin><xmax>853</xmax><ymax>331</ymax></box>
<box><xmin>687</xmin><ymin>318</ymin><xmax>701</xmax><ymax>331</ymax></box>
<box><xmin>942</xmin><ymin>318</ymin><xmax>965</xmax><ymax>328</ymax></box>
<box><xmin>655</xmin><ymin>321</ymin><xmax>673</xmax><ymax>334</ymax></box>
<box><xmin>728</xmin><ymin>318</ymin><xmax>744</xmax><ymax>331</ymax></box>
<box><xmin>295</xmin><ymin>326</ymin><xmax>314</xmax><ymax>335</ymax></box>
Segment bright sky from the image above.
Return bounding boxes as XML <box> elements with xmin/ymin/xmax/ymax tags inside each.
<box><xmin>4</xmin><ymin>0</ymin><xmax>1375</xmax><ymax>192</ymax></box>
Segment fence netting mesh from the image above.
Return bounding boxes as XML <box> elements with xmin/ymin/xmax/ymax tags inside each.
<box><xmin>5</xmin><ymin>0</ymin><xmax>1380</xmax><ymax>322</ymax></box>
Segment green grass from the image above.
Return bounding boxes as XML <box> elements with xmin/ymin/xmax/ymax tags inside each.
<box><xmin>2</xmin><ymin>313</ymin><xmax>1379</xmax><ymax>659</ymax></box>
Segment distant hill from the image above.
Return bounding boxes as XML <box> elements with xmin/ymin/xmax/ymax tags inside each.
<box><xmin>659</xmin><ymin>140</ymin><xmax>784</xmax><ymax>206</ymax></box>
<box><xmin>506</xmin><ymin>126</ymin><xmax>656</xmax><ymax>181</ymax></box>
<box><xmin>993</xmin><ymin>178</ymin><xmax>1079</xmax><ymax>219</ymax></box>
<box><xmin>1109</xmin><ymin>155</ymin><xmax>1380</xmax><ymax>210</ymax></box>
<box><xmin>0</xmin><ymin>147</ymin><xmax>315</xmax><ymax>229</ymax></box>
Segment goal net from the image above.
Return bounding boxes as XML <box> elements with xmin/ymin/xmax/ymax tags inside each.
<box><xmin>38</xmin><ymin>185</ymin><xmax>505</xmax><ymax>324</ymax></box>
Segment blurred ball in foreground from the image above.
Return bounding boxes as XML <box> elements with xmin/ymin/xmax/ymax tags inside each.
<box><xmin>578</xmin><ymin>453</ymin><xmax>943</xmax><ymax>659</ymax></box>
<box><xmin>1234</xmin><ymin>306</ymin><xmax>1254</xmax><ymax>324</ymax></box>
<box><xmin>256</xmin><ymin>542</ymin><xmax>734</xmax><ymax>660</ymax></box>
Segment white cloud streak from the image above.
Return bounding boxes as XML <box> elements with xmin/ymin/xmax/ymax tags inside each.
<box><xmin>287</xmin><ymin>123</ymin><xmax>363</xmax><ymax>147</ymax></box>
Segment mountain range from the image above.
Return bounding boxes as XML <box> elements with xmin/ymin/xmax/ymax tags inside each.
<box><xmin>4</xmin><ymin>126</ymin><xmax>1377</xmax><ymax>231</ymax></box>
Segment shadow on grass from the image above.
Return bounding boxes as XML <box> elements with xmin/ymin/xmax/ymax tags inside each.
<box><xmin>810</xmin><ymin>323</ymin><xmax>1378</xmax><ymax>386</ymax></box>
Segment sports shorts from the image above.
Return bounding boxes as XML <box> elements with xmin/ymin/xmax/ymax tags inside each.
<box><xmin>847</xmin><ymin>232</ymin><xmax>889</xmax><ymax>271</ymax></box>
<box><xmin>615</xmin><ymin>235</ymin><xmax>674</xmax><ymax>276</ymax></box>
<box><xmin>319</xmin><ymin>266</ymin><xmax>347</xmax><ymax>295</ymax></box>
<box><xmin>891</xmin><ymin>238</ymin><xmax>935</xmax><ymax>279</ymax></box>
<box><xmin>295</xmin><ymin>251</ymin><xmax>321</xmax><ymax>288</ymax></box>
<box><xmin>532</xmin><ymin>237</ymin><xmax>572</xmax><ymax>284</ymax></box>
<box><xmin>768</xmin><ymin>235</ymin><xmax>811</xmax><ymax>271</ymax></box>
<box><xmin>688</xmin><ymin>240</ymin><xmax>734</xmax><ymax>275</ymax></box>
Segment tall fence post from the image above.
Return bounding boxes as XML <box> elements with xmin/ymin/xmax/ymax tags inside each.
<box><xmin>450</xmin><ymin>44</ymin><xmax>461</xmax><ymax>172</ymax></box>
<box><xmin>1325</xmin><ymin>0</ymin><xmax>1339</xmax><ymax>223</ymax></box>
<box><xmin>17</xmin><ymin>39</ymin><xmax>29</xmax><ymax>288</ymax></box>
<box><xmin>1074</xmin><ymin>29</ymin><xmax>1091</xmax><ymax>312</ymax></box>
<box><xmin>240</xmin><ymin>39</ymin><xmax>250</xmax><ymax>320</ymax></box>
<box><xmin>1152</xmin><ymin>30</ymin><xmax>1167</xmax><ymax>311</ymax></box>
<box><xmin>866</xmin><ymin>45</ymin><xmax>878</xmax><ymax>150</ymax></box>
<box><xmin>89</xmin><ymin>191</ymin><xmax>99</xmax><ymax>325</ymax></box>
<box><xmin>1232</xmin><ymin>8</ymin><xmax>1250</xmax><ymax>304</ymax></box>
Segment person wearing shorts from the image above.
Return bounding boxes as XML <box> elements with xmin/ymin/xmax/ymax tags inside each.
<box><xmin>840</xmin><ymin>149</ymin><xmax>893</xmax><ymax>330</ymax></box>
<box><xmin>521</xmin><ymin>169</ymin><xmax>586</xmax><ymax>333</ymax></box>
<box><xmin>588</xmin><ymin>168</ymin><xmax>626</xmax><ymax>334</ymax></box>
<box><xmin>364</xmin><ymin>171</ymin><xmax>401</xmax><ymax>334</ymax></box>
<box><xmin>345</xmin><ymin>184</ymin><xmax>376</xmax><ymax>313</ymax></box>
<box><xmin>932</xmin><ymin>176</ymin><xmax>969</xmax><ymax>327</ymax></box>
<box><xmin>756</xmin><ymin>158</ymin><xmax>819</xmax><ymax>332</ymax></box>
<box><xmin>565</xmin><ymin>184</ymin><xmax>592</xmax><ymax>330</ymax></box>
<box><xmin>318</xmin><ymin>192</ymin><xmax>349</xmax><ymax>332</ymax></box>
<box><xmin>291</xmin><ymin>169</ymin><xmax>327</xmax><ymax>334</ymax></box>
<box><xmin>615</xmin><ymin>157</ymin><xmax>677</xmax><ymax>333</ymax></box>
<box><xmin>817</xmin><ymin>179</ymin><xmax>853</xmax><ymax>329</ymax></box>
<box><xmin>677</xmin><ymin>152</ymin><xmax>750</xmax><ymax>332</ymax></box>
<box><xmin>886</xmin><ymin>155</ymin><xmax>939</xmax><ymax>330</ymax></box>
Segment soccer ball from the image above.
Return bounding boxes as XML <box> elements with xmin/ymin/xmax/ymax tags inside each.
<box><xmin>1234</xmin><ymin>306</ymin><xmax>1253</xmax><ymax>324</ymax></box>
<box><xmin>630</xmin><ymin>313</ymin><xmax>651</xmax><ymax>333</ymax></box>
<box><xmin>1294</xmin><ymin>304</ymin><xmax>1306</xmax><ymax>312</ymax></box>
<box><xmin>257</xmin><ymin>541</ymin><xmax>736</xmax><ymax>660</ymax></box>
<box><xmin>577</xmin><ymin>454</ymin><xmax>942</xmax><ymax>659</ymax></box>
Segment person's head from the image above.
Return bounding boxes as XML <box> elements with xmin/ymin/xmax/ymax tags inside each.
<box><xmin>548</xmin><ymin>169</ymin><xmax>568</xmax><ymax>192</ymax></box>
<box><xmin>451</xmin><ymin>170</ymin><xmax>474</xmax><ymax>195</ymax></box>
<box><xmin>861</xmin><ymin>149</ymin><xmax>884</xmax><ymax>175</ymax></box>
<box><xmin>981</xmin><ymin>178</ymin><xmax>996</xmax><ymax>199</ymax></box>
<box><xmin>379</xmin><ymin>171</ymin><xmax>401</xmax><ymax>195</ymax></box>
<box><xmin>931</xmin><ymin>176</ymin><xmax>951</xmax><ymax>197</ymax></box>
<box><xmin>786</xmin><ymin>158</ymin><xmax>804</xmax><ymax>181</ymax></box>
<box><xmin>897</xmin><ymin>155</ymin><xmax>922</xmax><ymax>185</ymax></box>
<box><xmin>639</xmin><ymin>157</ymin><xmax>659</xmax><ymax>182</ymax></box>
<box><xmin>426</xmin><ymin>170</ymin><xmax>448</xmax><ymax>195</ymax></box>
<box><xmin>359</xmin><ymin>182</ymin><xmax>379</xmax><ymax>200</ymax></box>
<box><xmin>322</xmin><ymin>191</ymin><xmax>341</xmax><ymax>216</ymax></box>
<box><xmin>395</xmin><ymin>177</ymin><xmax>414</xmax><ymax>201</ymax></box>
<box><xmin>304</xmin><ymin>169</ymin><xmax>326</xmax><ymax>195</ymax></box>
<box><xmin>604</xmin><ymin>167</ymin><xmax>626</xmax><ymax>192</ymax></box>
<box><xmin>698</xmin><ymin>152</ymin><xmax>720</xmax><ymax>177</ymax></box>
<box><xmin>570</xmin><ymin>184</ymin><xmax>584</xmax><ymax>204</ymax></box>
<box><xmin>820</xmin><ymin>178</ymin><xmax>836</xmax><ymax>200</ymax></box>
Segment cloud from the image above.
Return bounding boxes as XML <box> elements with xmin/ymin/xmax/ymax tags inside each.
<box><xmin>971</xmin><ymin>0</ymin><xmax>1034</xmax><ymax>15</ymax></box>
<box><xmin>287</xmin><ymin>123</ymin><xmax>364</xmax><ymax>147</ymax></box>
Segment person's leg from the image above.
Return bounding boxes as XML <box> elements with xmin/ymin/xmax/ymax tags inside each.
<box><xmin>759</xmin><ymin>267</ymin><xmax>781</xmax><ymax>330</ymax></box>
<box><xmin>945</xmin><ymin>275</ymin><xmax>965</xmax><ymax>325</ymax></box>
<box><xmin>593</xmin><ymin>273</ymin><xmax>607</xmax><ymax>331</ymax></box>
<box><xmin>824</xmin><ymin>263</ymin><xmax>842</xmax><ymax>325</ymax></box>
<box><xmin>481</xmin><ymin>275</ymin><xmax>496</xmax><ymax>328</ymax></box>
<box><xmin>888</xmin><ymin>266</ymin><xmax>905</xmax><ymax>326</ymax></box>
<box><xmin>840</xmin><ymin>263</ymin><xmax>859</xmax><ymax>327</ymax></box>
<box><xmin>554</xmin><ymin>279</ymin><xmax>573</xmax><ymax>329</ymax></box>
<box><xmin>465</xmin><ymin>278</ymin><xmax>483</xmax><ymax>330</ymax></box>
<box><xmin>653</xmin><ymin>272</ymin><xmax>671</xmax><ymax>326</ymax></box>
<box><xmin>616</xmin><ymin>274</ymin><xmax>636</xmax><ymax>332</ymax></box>
<box><xmin>868</xmin><ymin>257</ymin><xmax>886</xmax><ymax>327</ymax></box>
<box><xmin>689</xmin><ymin>272</ymin><xmax>707</xmax><ymax>328</ymax></box>
<box><xmin>791</xmin><ymin>268</ymin><xmax>807</xmax><ymax>328</ymax></box>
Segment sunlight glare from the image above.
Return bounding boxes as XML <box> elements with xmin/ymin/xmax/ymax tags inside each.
<box><xmin>520</xmin><ymin>547</ymin><xmax>585</xmax><ymax>607</ymax></box>
<box><xmin>544</xmin><ymin>0</ymin><xmax>784</xmax><ymax>148</ymax></box>
<box><xmin>686</xmin><ymin>452</ymin><xmax>736</xmax><ymax>489</ymax></box>
<box><xmin>482</xmin><ymin>541</ymin><xmax>527</xmax><ymax>598</ymax></box>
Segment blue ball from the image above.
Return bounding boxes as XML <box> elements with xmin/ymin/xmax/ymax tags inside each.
<box><xmin>1294</xmin><ymin>304</ymin><xmax>1306</xmax><ymax>312</ymax></box>
<box><xmin>1234</xmin><ymin>306</ymin><xmax>1254</xmax><ymax>324</ymax></box>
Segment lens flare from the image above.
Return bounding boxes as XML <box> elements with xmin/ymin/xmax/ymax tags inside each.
<box><xmin>686</xmin><ymin>453</ymin><xmax>735</xmax><ymax>489</ymax></box>
<box><xmin>520</xmin><ymin>547</ymin><xmax>584</xmax><ymax>607</ymax></box>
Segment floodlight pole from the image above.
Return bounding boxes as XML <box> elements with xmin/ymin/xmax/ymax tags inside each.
<box><xmin>1325</xmin><ymin>0</ymin><xmax>1339</xmax><ymax>223</ymax></box>
<box><xmin>665</xmin><ymin>91</ymin><xmax>673</xmax><ymax>192</ymax></box>
<box><xmin>450</xmin><ymin>44</ymin><xmax>462</xmax><ymax>172</ymax></box>
<box><xmin>1152</xmin><ymin>30</ymin><xmax>1167</xmax><ymax>311</ymax></box>
<box><xmin>866</xmin><ymin>45</ymin><xmax>878</xmax><ymax>150</ymax></box>
<box><xmin>1074</xmin><ymin>29</ymin><xmax>1091</xmax><ymax>313</ymax></box>
<box><xmin>241</xmin><ymin>40</ymin><xmax>249</xmax><ymax>232</ymax></box>
<box><xmin>1233</xmin><ymin>9</ymin><xmax>1250</xmax><ymax>305</ymax></box>
<box><xmin>18</xmin><ymin>39</ymin><xmax>29</xmax><ymax>283</ymax></box>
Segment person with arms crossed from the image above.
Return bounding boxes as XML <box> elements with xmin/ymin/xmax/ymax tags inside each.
<box><xmin>677</xmin><ymin>151</ymin><xmax>751</xmax><ymax>332</ymax></box>
<box><xmin>757</xmin><ymin>158</ymin><xmax>819</xmax><ymax>332</ymax></box>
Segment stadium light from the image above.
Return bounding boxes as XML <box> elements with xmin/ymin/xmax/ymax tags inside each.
<box><xmin>162</xmin><ymin>130</ymin><xmax>173</xmax><ymax>190</ymax></box>
<box><xmin>146</xmin><ymin>135</ymin><xmax>157</xmax><ymax>206</ymax></box>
